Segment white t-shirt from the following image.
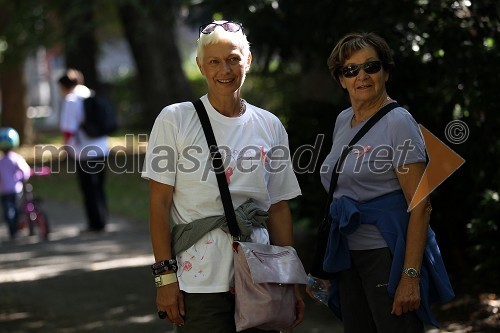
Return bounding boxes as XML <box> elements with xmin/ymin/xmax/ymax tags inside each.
<box><xmin>59</xmin><ymin>85</ymin><xmax>109</xmax><ymax>160</ymax></box>
<box><xmin>320</xmin><ymin>105</ymin><xmax>426</xmax><ymax>250</ymax></box>
<box><xmin>142</xmin><ymin>95</ymin><xmax>301</xmax><ymax>293</ymax></box>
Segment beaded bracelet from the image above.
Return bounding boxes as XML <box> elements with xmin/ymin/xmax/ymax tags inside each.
<box><xmin>151</xmin><ymin>259</ymin><xmax>178</xmax><ymax>273</ymax></box>
<box><xmin>152</xmin><ymin>265</ymin><xmax>178</xmax><ymax>275</ymax></box>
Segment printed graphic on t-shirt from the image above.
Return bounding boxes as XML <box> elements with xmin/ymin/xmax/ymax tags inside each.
<box><xmin>177</xmin><ymin>231</ymin><xmax>215</xmax><ymax>279</ymax></box>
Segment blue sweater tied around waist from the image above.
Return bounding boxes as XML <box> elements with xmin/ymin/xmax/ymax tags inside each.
<box><xmin>323</xmin><ymin>191</ymin><xmax>454</xmax><ymax>327</ymax></box>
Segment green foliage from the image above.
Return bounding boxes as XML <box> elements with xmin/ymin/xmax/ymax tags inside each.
<box><xmin>3</xmin><ymin>0</ymin><xmax>499</xmax><ymax>290</ymax></box>
<box><xmin>0</xmin><ymin>0</ymin><xmax>58</xmax><ymax>66</ymax></box>
<box><xmin>466</xmin><ymin>191</ymin><xmax>500</xmax><ymax>293</ymax></box>
<box><xmin>108</xmin><ymin>73</ymin><xmax>142</xmax><ymax>128</ymax></box>
<box><xmin>184</xmin><ymin>0</ymin><xmax>500</xmax><ymax>284</ymax></box>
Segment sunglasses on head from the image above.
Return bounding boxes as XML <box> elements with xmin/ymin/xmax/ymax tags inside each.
<box><xmin>339</xmin><ymin>60</ymin><xmax>384</xmax><ymax>78</ymax></box>
<box><xmin>199</xmin><ymin>21</ymin><xmax>243</xmax><ymax>36</ymax></box>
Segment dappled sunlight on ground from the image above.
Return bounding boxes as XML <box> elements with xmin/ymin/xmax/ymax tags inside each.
<box><xmin>0</xmin><ymin>200</ymin><xmax>174</xmax><ymax>333</ymax></box>
<box><xmin>425</xmin><ymin>293</ymin><xmax>500</xmax><ymax>333</ymax></box>
<box><xmin>0</xmin><ymin>214</ymin><xmax>153</xmax><ymax>283</ymax></box>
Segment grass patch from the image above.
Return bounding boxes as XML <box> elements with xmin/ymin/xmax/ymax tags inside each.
<box><xmin>27</xmin><ymin>153</ymin><xmax>150</xmax><ymax>224</ymax></box>
<box><xmin>106</xmin><ymin>160</ymin><xmax>150</xmax><ymax>224</ymax></box>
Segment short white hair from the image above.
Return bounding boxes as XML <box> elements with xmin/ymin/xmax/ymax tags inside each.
<box><xmin>196</xmin><ymin>21</ymin><xmax>251</xmax><ymax>61</ymax></box>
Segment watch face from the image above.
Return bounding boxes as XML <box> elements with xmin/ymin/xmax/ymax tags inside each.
<box><xmin>405</xmin><ymin>268</ymin><xmax>419</xmax><ymax>277</ymax></box>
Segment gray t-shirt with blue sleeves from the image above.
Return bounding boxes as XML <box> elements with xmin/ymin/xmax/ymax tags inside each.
<box><xmin>320</xmin><ymin>104</ymin><xmax>426</xmax><ymax>250</ymax></box>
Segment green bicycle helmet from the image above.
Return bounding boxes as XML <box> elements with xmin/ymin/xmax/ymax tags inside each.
<box><xmin>0</xmin><ymin>127</ymin><xmax>20</xmax><ymax>150</ymax></box>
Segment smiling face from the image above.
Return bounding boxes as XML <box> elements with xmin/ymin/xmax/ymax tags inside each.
<box><xmin>196</xmin><ymin>39</ymin><xmax>252</xmax><ymax>98</ymax></box>
<box><xmin>339</xmin><ymin>46</ymin><xmax>389</xmax><ymax>108</ymax></box>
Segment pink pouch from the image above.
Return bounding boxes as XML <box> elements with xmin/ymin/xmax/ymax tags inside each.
<box><xmin>233</xmin><ymin>241</ymin><xmax>307</xmax><ymax>332</ymax></box>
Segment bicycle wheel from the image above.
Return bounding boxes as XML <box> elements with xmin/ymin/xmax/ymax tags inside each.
<box><xmin>27</xmin><ymin>214</ymin><xmax>36</xmax><ymax>236</ymax></box>
<box><xmin>35</xmin><ymin>210</ymin><xmax>50</xmax><ymax>240</ymax></box>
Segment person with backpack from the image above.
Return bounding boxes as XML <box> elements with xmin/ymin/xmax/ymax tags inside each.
<box><xmin>58</xmin><ymin>69</ymin><xmax>109</xmax><ymax>233</ymax></box>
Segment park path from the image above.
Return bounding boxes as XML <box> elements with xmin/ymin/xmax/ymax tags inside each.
<box><xmin>0</xmin><ymin>200</ymin><xmax>342</xmax><ymax>333</ymax></box>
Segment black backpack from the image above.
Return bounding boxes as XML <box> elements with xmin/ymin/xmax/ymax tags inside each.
<box><xmin>81</xmin><ymin>91</ymin><xmax>118</xmax><ymax>137</ymax></box>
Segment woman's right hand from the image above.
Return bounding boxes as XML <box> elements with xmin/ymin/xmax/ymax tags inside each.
<box><xmin>157</xmin><ymin>282</ymin><xmax>185</xmax><ymax>326</ymax></box>
<box><xmin>305</xmin><ymin>277</ymin><xmax>330</xmax><ymax>303</ymax></box>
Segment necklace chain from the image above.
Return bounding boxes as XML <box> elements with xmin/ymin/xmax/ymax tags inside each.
<box><xmin>353</xmin><ymin>96</ymin><xmax>391</xmax><ymax>122</ymax></box>
<box><xmin>239</xmin><ymin>98</ymin><xmax>246</xmax><ymax>116</ymax></box>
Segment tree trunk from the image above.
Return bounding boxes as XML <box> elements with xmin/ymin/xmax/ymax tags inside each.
<box><xmin>58</xmin><ymin>0</ymin><xmax>99</xmax><ymax>90</ymax></box>
<box><xmin>117</xmin><ymin>0</ymin><xmax>193</xmax><ymax>129</ymax></box>
<box><xmin>0</xmin><ymin>3</ymin><xmax>29</xmax><ymax>144</ymax></box>
<box><xmin>0</xmin><ymin>63</ymin><xmax>29</xmax><ymax>144</ymax></box>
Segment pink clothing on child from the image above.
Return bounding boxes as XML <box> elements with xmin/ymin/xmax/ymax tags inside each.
<box><xmin>0</xmin><ymin>151</ymin><xmax>31</xmax><ymax>195</ymax></box>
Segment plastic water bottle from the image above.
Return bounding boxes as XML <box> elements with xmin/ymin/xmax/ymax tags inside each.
<box><xmin>307</xmin><ymin>274</ymin><xmax>329</xmax><ymax>306</ymax></box>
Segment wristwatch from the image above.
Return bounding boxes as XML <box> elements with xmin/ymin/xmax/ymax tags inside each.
<box><xmin>402</xmin><ymin>267</ymin><xmax>420</xmax><ymax>278</ymax></box>
<box><xmin>154</xmin><ymin>273</ymin><xmax>178</xmax><ymax>288</ymax></box>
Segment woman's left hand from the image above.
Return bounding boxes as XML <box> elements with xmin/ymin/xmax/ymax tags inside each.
<box><xmin>292</xmin><ymin>284</ymin><xmax>306</xmax><ymax>327</ymax></box>
<box><xmin>391</xmin><ymin>276</ymin><xmax>421</xmax><ymax>315</ymax></box>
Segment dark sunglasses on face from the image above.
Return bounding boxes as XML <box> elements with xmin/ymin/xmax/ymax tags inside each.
<box><xmin>199</xmin><ymin>21</ymin><xmax>242</xmax><ymax>36</ymax></box>
<box><xmin>339</xmin><ymin>60</ymin><xmax>384</xmax><ymax>78</ymax></box>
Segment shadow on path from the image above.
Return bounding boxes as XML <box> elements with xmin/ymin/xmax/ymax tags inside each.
<box><xmin>0</xmin><ymin>200</ymin><xmax>343</xmax><ymax>333</ymax></box>
<box><xmin>0</xmin><ymin>200</ymin><xmax>176</xmax><ymax>333</ymax></box>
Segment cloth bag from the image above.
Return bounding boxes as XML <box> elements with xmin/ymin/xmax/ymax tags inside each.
<box><xmin>191</xmin><ymin>99</ymin><xmax>307</xmax><ymax>332</ymax></box>
<box><xmin>233</xmin><ymin>241</ymin><xmax>307</xmax><ymax>331</ymax></box>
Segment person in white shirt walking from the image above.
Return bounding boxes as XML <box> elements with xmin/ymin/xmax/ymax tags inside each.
<box><xmin>58</xmin><ymin>69</ymin><xmax>109</xmax><ymax>233</ymax></box>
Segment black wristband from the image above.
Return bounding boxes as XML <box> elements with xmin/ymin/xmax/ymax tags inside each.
<box><xmin>151</xmin><ymin>259</ymin><xmax>178</xmax><ymax>273</ymax></box>
<box><xmin>152</xmin><ymin>265</ymin><xmax>178</xmax><ymax>275</ymax></box>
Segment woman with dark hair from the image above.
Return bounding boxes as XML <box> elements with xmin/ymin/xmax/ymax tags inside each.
<box><xmin>307</xmin><ymin>32</ymin><xmax>454</xmax><ymax>333</ymax></box>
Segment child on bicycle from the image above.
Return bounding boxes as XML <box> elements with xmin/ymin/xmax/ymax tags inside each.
<box><xmin>0</xmin><ymin>127</ymin><xmax>31</xmax><ymax>240</ymax></box>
